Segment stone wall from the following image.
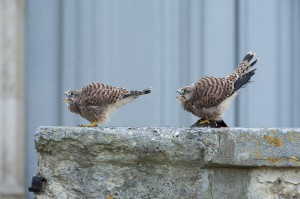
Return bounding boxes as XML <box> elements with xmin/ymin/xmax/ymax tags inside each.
<box><xmin>33</xmin><ymin>127</ymin><xmax>300</xmax><ymax>199</ymax></box>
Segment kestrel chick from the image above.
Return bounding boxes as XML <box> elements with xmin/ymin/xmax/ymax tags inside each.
<box><xmin>177</xmin><ymin>51</ymin><xmax>258</xmax><ymax>125</ymax></box>
<box><xmin>63</xmin><ymin>82</ymin><xmax>152</xmax><ymax>127</ymax></box>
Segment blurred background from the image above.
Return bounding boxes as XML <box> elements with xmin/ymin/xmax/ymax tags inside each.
<box><xmin>1</xmin><ymin>0</ymin><xmax>300</xmax><ymax>198</ymax></box>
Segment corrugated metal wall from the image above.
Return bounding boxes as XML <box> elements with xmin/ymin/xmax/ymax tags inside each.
<box><xmin>26</xmin><ymin>0</ymin><xmax>300</xmax><ymax>193</ymax></box>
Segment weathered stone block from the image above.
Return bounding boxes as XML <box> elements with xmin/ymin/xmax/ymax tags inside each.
<box><xmin>208</xmin><ymin>128</ymin><xmax>300</xmax><ymax>167</ymax></box>
<box><xmin>34</xmin><ymin>127</ymin><xmax>300</xmax><ymax>199</ymax></box>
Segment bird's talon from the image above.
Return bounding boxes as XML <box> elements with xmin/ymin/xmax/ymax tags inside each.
<box><xmin>78</xmin><ymin>121</ymin><xmax>98</xmax><ymax>127</ymax></box>
<box><xmin>199</xmin><ymin>119</ymin><xmax>210</xmax><ymax>124</ymax></box>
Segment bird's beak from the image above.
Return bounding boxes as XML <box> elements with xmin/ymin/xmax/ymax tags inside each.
<box><xmin>176</xmin><ymin>89</ymin><xmax>183</xmax><ymax>95</ymax></box>
<box><xmin>64</xmin><ymin>92</ymin><xmax>69</xmax><ymax>97</ymax></box>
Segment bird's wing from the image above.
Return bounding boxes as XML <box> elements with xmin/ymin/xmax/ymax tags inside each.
<box><xmin>191</xmin><ymin>77</ymin><xmax>232</xmax><ymax>108</ymax></box>
<box><xmin>79</xmin><ymin>82</ymin><xmax>129</xmax><ymax>106</ymax></box>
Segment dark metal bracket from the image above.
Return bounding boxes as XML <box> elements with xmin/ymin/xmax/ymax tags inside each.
<box><xmin>28</xmin><ymin>175</ymin><xmax>46</xmax><ymax>193</ymax></box>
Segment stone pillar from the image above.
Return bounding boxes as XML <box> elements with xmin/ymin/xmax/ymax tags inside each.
<box><xmin>0</xmin><ymin>0</ymin><xmax>26</xmax><ymax>198</ymax></box>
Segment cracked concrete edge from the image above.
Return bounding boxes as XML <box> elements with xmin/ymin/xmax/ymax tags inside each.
<box><xmin>35</xmin><ymin>126</ymin><xmax>220</xmax><ymax>166</ymax></box>
<box><xmin>207</xmin><ymin>128</ymin><xmax>300</xmax><ymax>167</ymax></box>
<box><xmin>35</xmin><ymin>126</ymin><xmax>300</xmax><ymax>167</ymax></box>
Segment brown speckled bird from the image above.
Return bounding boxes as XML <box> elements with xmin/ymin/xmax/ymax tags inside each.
<box><xmin>63</xmin><ymin>82</ymin><xmax>152</xmax><ymax>127</ymax></box>
<box><xmin>177</xmin><ymin>51</ymin><xmax>258</xmax><ymax>125</ymax></box>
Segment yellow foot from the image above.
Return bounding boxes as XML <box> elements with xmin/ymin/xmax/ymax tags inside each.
<box><xmin>199</xmin><ymin>119</ymin><xmax>210</xmax><ymax>124</ymax></box>
<box><xmin>79</xmin><ymin>121</ymin><xmax>98</xmax><ymax>127</ymax></box>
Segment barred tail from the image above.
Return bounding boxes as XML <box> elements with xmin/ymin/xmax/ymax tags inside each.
<box><xmin>122</xmin><ymin>88</ymin><xmax>152</xmax><ymax>99</ymax></box>
<box><xmin>233</xmin><ymin>69</ymin><xmax>256</xmax><ymax>92</ymax></box>
<box><xmin>234</xmin><ymin>51</ymin><xmax>258</xmax><ymax>76</ymax></box>
<box><xmin>141</xmin><ymin>88</ymin><xmax>152</xmax><ymax>95</ymax></box>
<box><xmin>227</xmin><ymin>51</ymin><xmax>258</xmax><ymax>82</ymax></box>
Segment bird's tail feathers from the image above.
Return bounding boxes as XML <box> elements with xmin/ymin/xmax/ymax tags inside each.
<box><xmin>234</xmin><ymin>51</ymin><xmax>258</xmax><ymax>76</ymax></box>
<box><xmin>141</xmin><ymin>87</ymin><xmax>152</xmax><ymax>95</ymax></box>
<box><xmin>233</xmin><ymin>68</ymin><xmax>256</xmax><ymax>92</ymax></box>
<box><xmin>122</xmin><ymin>87</ymin><xmax>152</xmax><ymax>99</ymax></box>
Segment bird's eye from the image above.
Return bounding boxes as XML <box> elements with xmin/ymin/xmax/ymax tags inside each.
<box><xmin>183</xmin><ymin>89</ymin><xmax>191</xmax><ymax>94</ymax></box>
<box><xmin>69</xmin><ymin>91</ymin><xmax>74</xmax><ymax>96</ymax></box>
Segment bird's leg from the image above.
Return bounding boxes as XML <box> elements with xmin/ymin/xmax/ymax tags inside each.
<box><xmin>79</xmin><ymin>121</ymin><xmax>98</xmax><ymax>127</ymax></box>
<box><xmin>199</xmin><ymin>119</ymin><xmax>210</xmax><ymax>124</ymax></box>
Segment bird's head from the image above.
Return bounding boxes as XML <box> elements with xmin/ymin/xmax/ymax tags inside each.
<box><xmin>63</xmin><ymin>90</ymin><xmax>79</xmax><ymax>104</ymax></box>
<box><xmin>176</xmin><ymin>86</ymin><xmax>193</xmax><ymax>102</ymax></box>
<box><xmin>64</xmin><ymin>90</ymin><xmax>76</xmax><ymax>98</ymax></box>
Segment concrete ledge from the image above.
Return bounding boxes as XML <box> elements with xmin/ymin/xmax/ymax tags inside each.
<box><xmin>34</xmin><ymin>127</ymin><xmax>300</xmax><ymax>198</ymax></box>
<box><xmin>208</xmin><ymin>128</ymin><xmax>300</xmax><ymax>167</ymax></box>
